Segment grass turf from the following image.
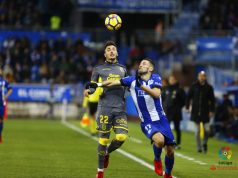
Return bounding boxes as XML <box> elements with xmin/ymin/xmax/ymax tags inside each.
<box><xmin>0</xmin><ymin>119</ymin><xmax>237</xmax><ymax>178</ymax></box>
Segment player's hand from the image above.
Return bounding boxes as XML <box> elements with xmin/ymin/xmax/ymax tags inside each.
<box><xmin>136</xmin><ymin>70</ymin><xmax>142</xmax><ymax>87</ymax></box>
<box><xmin>84</xmin><ymin>89</ymin><xmax>91</xmax><ymax>97</ymax></box>
<box><xmin>85</xmin><ymin>82</ymin><xmax>98</xmax><ymax>89</ymax></box>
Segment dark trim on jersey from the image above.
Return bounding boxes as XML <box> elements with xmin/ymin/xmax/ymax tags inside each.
<box><xmin>105</xmin><ymin>60</ymin><xmax>118</xmax><ymax>64</ymax></box>
<box><xmin>94</xmin><ymin>62</ymin><xmax>126</xmax><ymax>69</ymax></box>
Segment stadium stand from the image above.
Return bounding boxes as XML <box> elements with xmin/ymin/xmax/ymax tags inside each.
<box><xmin>0</xmin><ymin>0</ymin><xmax>237</xmax><ymax>142</ymax></box>
<box><xmin>1</xmin><ymin>2</ymin><xmax>238</xmax><ymax>178</ymax></box>
<box><xmin>0</xmin><ymin>0</ymin><xmax>73</xmax><ymax>29</ymax></box>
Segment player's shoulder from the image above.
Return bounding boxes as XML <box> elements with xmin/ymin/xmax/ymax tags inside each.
<box><xmin>151</xmin><ymin>73</ymin><xmax>162</xmax><ymax>81</ymax></box>
<box><xmin>124</xmin><ymin>75</ymin><xmax>135</xmax><ymax>80</ymax></box>
<box><xmin>121</xmin><ymin>75</ymin><xmax>135</xmax><ymax>86</ymax></box>
<box><xmin>93</xmin><ymin>64</ymin><xmax>104</xmax><ymax>69</ymax></box>
<box><xmin>115</xmin><ymin>63</ymin><xmax>126</xmax><ymax>69</ymax></box>
<box><xmin>93</xmin><ymin>64</ymin><xmax>108</xmax><ymax>71</ymax></box>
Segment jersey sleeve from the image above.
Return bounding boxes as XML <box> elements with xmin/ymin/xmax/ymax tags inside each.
<box><xmin>91</xmin><ymin>67</ymin><xmax>99</xmax><ymax>83</ymax></box>
<box><xmin>5</xmin><ymin>80</ymin><xmax>12</xmax><ymax>91</ymax></box>
<box><xmin>151</xmin><ymin>74</ymin><xmax>162</xmax><ymax>89</ymax></box>
<box><xmin>120</xmin><ymin>76</ymin><xmax>134</xmax><ymax>87</ymax></box>
<box><xmin>124</xmin><ymin>67</ymin><xmax>128</xmax><ymax>77</ymax></box>
<box><xmin>89</xmin><ymin>67</ymin><xmax>99</xmax><ymax>94</ymax></box>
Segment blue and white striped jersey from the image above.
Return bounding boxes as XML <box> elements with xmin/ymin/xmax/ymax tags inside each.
<box><xmin>121</xmin><ymin>74</ymin><xmax>167</xmax><ymax>123</ymax></box>
<box><xmin>0</xmin><ymin>77</ymin><xmax>11</xmax><ymax>106</ymax></box>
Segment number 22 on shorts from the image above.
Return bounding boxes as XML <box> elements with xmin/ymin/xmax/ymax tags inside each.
<box><xmin>100</xmin><ymin>115</ymin><xmax>109</xmax><ymax>124</ymax></box>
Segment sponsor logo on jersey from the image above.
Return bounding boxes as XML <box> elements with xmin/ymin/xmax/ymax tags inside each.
<box><xmin>154</xmin><ymin>82</ymin><xmax>161</xmax><ymax>86</ymax></box>
<box><xmin>107</xmin><ymin>73</ymin><xmax>121</xmax><ymax>81</ymax></box>
<box><xmin>116</xmin><ymin>118</ymin><xmax>127</xmax><ymax>125</ymax></box>
<box><xmin>102</xmin><ymin>68</ymin><xmax>112</xmax><ymax>70</ymax></box>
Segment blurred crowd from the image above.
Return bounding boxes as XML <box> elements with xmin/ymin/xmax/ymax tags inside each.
<box><xmin>162</xmin><ymin>75</ymin><xmax>238</xmax><ymax>141</ymax></box>
<box><xmin>213</xmin><ymin>94</ymin><xmax>238</xmax><ymax>140</ymax></box>
<box><xmin>0</xmin><ymin>0</ymin><xmax>73</xmax><ymax>29</ymax></box>
<box><xmin>0</xmin><ymin>37</ymin><xmax>100</xmax><ymax>84</ymax></box>
<box><xmin>0</xmin><ymin>34</ymin><xmax>186</xmax><ymax>85</ymax></box>
<box><xmin>199</xmin><ymin>0</ymin><xmax>238</xmax><ymax>33</ymax></box>
<box><xmin>0</xmin><ymin>0</ymin><xmax>236</xmax><ymax>143</ymax></box>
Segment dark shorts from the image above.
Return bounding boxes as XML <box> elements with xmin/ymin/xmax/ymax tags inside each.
<box><xmin>141</xmin><ymin>121</ymin><xmax>176</xmax><ymax>146</ymax></box>
<box><xmin>88</xmin><ymin>102</ymin><xmax>98</xmax><ymax>115</ymax></box>
<box><xmin>96</xmin><ymin>106</ymin><xmax>128</xmax><ymax>137</ymax></box>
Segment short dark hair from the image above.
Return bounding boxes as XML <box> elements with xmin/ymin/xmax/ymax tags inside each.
<box><xmin>142</xmin><ymin>58</ymin><xmax>155</xmax><ymax>70</ymax></box>
<box><xmin>104</xmin><ymin>41</ymin><xmax>117</xmax><ymax>50</ymax></box>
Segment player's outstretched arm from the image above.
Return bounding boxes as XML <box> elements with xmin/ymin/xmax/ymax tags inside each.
<box><xmin>140</xmin><ymin>85</ymin><xmax>161</xmax><ymax>98</ymax></box>
<box><xmin>84</xmin><ymin>80</ymin><xmax>121</xmax><ymax>97</ymax></box>
<box><xmin>83</xmin><ymin>82</ymin><xmax>98</xmax><ymax>97</ymax></box>
<box><xmin>4</xmin><ymin>88</ymin><xmax>12</xmax><ymax>101</ymax></box>
<box><xmin>101</xmin><ymin>80</ymin><xmax>121</xmax><ymax>87</ymax></box>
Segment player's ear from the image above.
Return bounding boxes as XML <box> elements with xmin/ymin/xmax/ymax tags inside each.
<box><xmin>149</xmin><ymin>66</ymin><xmax>153</xmax><ymax>72</ymax></box>
<box><xmin>104</xmin><ymin>52</ymin><xmax>106</xmax><ymax>58</ymax></box>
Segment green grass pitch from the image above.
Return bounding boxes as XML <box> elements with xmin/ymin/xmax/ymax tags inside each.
<box><xmin>0</xmin><ymin>119</ymin><xmax>237</xmax><ymax>178</ymax></box>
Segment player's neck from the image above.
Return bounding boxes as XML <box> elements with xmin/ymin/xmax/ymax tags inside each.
<box><xmin>105</xmin><ymin>59</ymin><xmax>117</xmax><ymax>64</ymax></box>
<box><xmin>141</xmin><ymin>73</ymin><xmax>151</xmax><ymax>81</ymax></box>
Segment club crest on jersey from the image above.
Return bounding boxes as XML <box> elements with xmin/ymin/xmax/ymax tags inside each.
<box><xmin>119</xmin><ymin>67</ymin><xmax>124</xmax><ymax>72</ymax></box>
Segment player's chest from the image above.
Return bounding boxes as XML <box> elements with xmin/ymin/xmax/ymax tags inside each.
<box><xmin>99</xmin><ymin>66</ymin><xmax>125</xmax><ymax>80</ymax></box>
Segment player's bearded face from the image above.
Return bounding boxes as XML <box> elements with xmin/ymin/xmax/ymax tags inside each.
<box><xmin>104</xmin><ymin>45</ymin><xmax>118</xmax><ymax>63</ymax></box>
<box><xmin>138</xmin><ymin>60</ymin><xmax>151</xmax><ymax>74</ymax></box>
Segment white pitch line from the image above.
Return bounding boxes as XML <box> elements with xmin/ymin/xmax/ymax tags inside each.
<box><xmin>62</xmin><ymin>121</ymin><xmax>98</xmax><ymax>141</ymax></box>
<box><xmin>175</xmin><ymin>153</ymin><xmax>207</xmax><ymax>165</ymax></box>
<box><xmin>128</xmin><ymin>136</ymin><xmax>143</xmax><ymax>144</ymax></box>
<box><xmin>61</xmin><ymin>121</ymin><xmax>178</xmax><ymax>178</ymax></box>
<box><xmin>126</xmin><ymin>132</ymin><xmax>207</xmax><ymax>167</ymax></box>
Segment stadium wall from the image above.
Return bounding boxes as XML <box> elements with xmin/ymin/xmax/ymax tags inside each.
<box><xmin>7</xmin><ymin>83</ymin><xmax>81</xmax><ymax>119</ymax></box>
<box><xmin>8</xmin><ymin>102</ymin><xmax>78</xmax><ymax>119</ymax></box>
